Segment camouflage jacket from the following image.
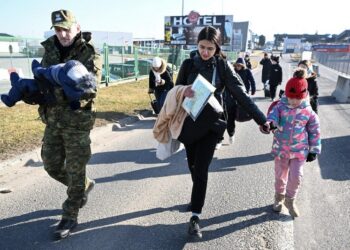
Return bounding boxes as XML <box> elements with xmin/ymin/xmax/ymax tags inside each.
<box><xmin>38</xmin><ymin>32</ymin><xmax>102</xmax><ymax>130</ymax></box>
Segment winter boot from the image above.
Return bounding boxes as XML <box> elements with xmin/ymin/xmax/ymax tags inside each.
<box><xmin>54</xmin><ymin>218</ymin><xmax>78</xmax><ymax>240</ymax></box>
<box><xmin>284</xmin><ymin>197</ymin><xmax>300</xmax><ymax>218</ymax></box>
<box><xmin>273</xmin><ymin>193</ymin><xmax>285</xmax><ymax>212</ymax></box>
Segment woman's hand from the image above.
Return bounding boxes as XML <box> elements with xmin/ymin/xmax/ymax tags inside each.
<box><xmin>184</xmin><ymin>86</ymin><xmax>195</xmax><ymax>98</ymax></box>
<box><xmin>259</xmin><ymin>121</ymin><xmax>271</xmax><ymax>134</ymax></box>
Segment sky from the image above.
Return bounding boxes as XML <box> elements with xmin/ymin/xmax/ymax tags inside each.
<box><xmin>0</xmin><ymin>0</ymin><xmax>348</xmax><ymax>41</ymax></box>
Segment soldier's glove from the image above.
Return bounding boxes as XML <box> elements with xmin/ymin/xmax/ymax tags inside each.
<box><xmin>306</xmin><ymin>153</ymin><xmax>317</xmax><ymax>162</ymax></box>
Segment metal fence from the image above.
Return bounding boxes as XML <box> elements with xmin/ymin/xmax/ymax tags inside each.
<box><xmin>0</xmin><ymin>35</ymin><xmax>238</xmax><ymax>94</ymax></box>
<box><xmin>102</xmin><ymin>45</ymin><xmax>238</xmax><ymax>85</ymax></box>
<box><xmin>313</xmin><ymin>51</ymin><xmax>350</xmax><ymax>76</ymax></box>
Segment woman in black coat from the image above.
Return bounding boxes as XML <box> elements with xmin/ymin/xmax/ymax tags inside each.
<box><xmin>148</xmin><ymin>57</ymin><xmax>174</xmax><ymax>111</ymax></box>
<box><xmin>175</xmin><ymin>26</ymin><xmax>270</xmax><ymax>239</ymax></box>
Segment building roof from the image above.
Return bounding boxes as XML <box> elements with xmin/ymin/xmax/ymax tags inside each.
<box><xmin>337</xmin><ymin>30</ymin><xmax>350</xmax><ymax>41</ymax></box>
<box><xmin>274</xmin><ymin>33</ymin><xmax>337</xmax><ymax>43</ymax></box>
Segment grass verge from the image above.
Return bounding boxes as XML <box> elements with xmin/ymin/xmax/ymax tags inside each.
<box><xmin>0</xmin><ymin>78</ymin><xmax>150</xmax><ymax>161</ymax></box>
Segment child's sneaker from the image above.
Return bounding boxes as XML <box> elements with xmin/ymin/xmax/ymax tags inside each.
<box><xmin>284</xmin><ymin>197</ymin><xmax>300</xmax><ymax>217</ymax></box>
<box><xmin>273</xmin><ymin>193</ymin><xmax>285</xmax><ymax>212</ymax></box>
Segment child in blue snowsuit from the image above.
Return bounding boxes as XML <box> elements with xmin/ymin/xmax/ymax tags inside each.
<box><xmin>1</xmin><ymin>60</ymin><xmax>97</xmax><ymax>109</ymax></box>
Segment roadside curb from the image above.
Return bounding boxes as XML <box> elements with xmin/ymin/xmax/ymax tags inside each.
<box><xmin>0</xmin><ymin>111</ymin><xmax>155</xmax><ymax>172</ymax></box>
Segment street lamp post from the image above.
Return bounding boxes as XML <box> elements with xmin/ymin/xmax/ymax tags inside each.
<box><xmin>182</xmin><ymin>0</ymin><xmax>184</xmax><ymax>16</ymax></box>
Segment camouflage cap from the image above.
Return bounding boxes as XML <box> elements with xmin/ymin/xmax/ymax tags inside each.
<box><xmin>51</xmin><ymin>9</ymin><xmax>76</xmax><ymax>29</ymax></box>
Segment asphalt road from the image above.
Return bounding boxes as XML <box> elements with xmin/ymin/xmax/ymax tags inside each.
<box><xmin>0</xmin><ymin>56</ymin><xmax>349</xmax><ymax>249</ymax></box>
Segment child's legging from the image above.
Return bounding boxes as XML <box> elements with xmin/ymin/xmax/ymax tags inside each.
<box><xmin>274</xmin><ymin>157</ymin><xmax>305</xmax><ymax>198</ymax></box>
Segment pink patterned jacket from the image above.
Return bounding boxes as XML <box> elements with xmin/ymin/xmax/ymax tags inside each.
<box><xmin>267</xmin><ymin>96</ymin><xmax>321</xmax><ymax>160</ymax></box>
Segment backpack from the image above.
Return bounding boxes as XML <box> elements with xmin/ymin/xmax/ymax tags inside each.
<box><xmin>267</xmin><ymin>100</ymin><xmax>280</xmax><ymax>115</ymax></box>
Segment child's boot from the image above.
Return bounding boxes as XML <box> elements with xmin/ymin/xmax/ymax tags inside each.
<box><xmin>273</xmin><ymin>193</ymin><xmax>285</xmax><ymax>212</ymax></box>
<box><xmin>284</xmin><ymin>197</ymin><xmax>300</xmax><ymax>217</ymax></box>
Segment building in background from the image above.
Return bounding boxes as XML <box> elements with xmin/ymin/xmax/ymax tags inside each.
<box><xmin>0</xmin><ymin>33</ymin><xmax>20</xmax><ymax>53</ymax></box>
<box><xmin>232</xmin><ymin>21</ymin><xmax>250</xmax><ymax>52</ymax></box>
<box><xmin>44</xmin><ymin>30</ymin><xmax>133</xmax><ymax>53</ymax></box>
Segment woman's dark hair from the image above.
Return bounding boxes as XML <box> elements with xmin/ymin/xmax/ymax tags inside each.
<box><xmin>298</xmin><ymin>60</ymin><xmax>309</xmax><ymax>68</ymax></box>
<box><xmin>197</xmin><ymin>26</ymin><xmax>226</xmax><ymax>59</ymax></box>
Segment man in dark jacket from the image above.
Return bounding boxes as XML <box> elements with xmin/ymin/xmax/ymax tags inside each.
<box><xmin>260</xmin><ymin>52</ymin><xmax>272</xmax><ymax>97</ymax></box>
<box><xmin>268</xmin><ymin>56</ymin><xmax>283</xmax><ymax>101</ymax></box>
<box><xmin>39</xmin><ymin>9</ymin><xmax>102</xmax><ymax>240</ymax></box>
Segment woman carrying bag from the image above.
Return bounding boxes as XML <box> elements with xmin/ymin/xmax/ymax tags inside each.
<box><xmin>175</xmin><ymin>26</ymin><xmax>271</xmax><ymax>239</ymax></box>
<box><xmin>148</xmin><ymin>57</ymin><xmax>174</xmax><ymax>113</ymax></box>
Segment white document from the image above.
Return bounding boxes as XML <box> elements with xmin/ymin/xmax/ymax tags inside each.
<box><xmin>182</xmin><ymin>74</ymin><xmax>216</xmax><ymax>121</ymax></box>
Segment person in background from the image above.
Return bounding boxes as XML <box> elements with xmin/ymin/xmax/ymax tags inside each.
<box><xmin>39</xmin><ymin>9</ymin><xmax>101</xmax><ymax>240</ymax></box>
<box><xmin>148</xmin><ymin>57</ymin><xmax>174</xmax><ymax>112</ymax></box>
<box><xmin>268</xmin><ymin>55</ymin><xmax>283</xmax><ymax>101</ymax></box>
<box><xmin>267</xmin><ymin>69</ymin><xmax>321</xmax><ymax>218</ymax></box>
<box><xmin>244</xmin><ymin>53</ymin><xmax>252</xmax><ymax>70</ymax></box>
<box><xmin>260</xmin><ymin>52</ymin><xmax>272</xmax><ymax>96</ymax></box>
<box><xmin>223</xmin><ymin>57</ymin><xmax>256</xmax><ymax>144</ymax></box>
<box><xmin>175</xmin><ymin>26</ymin><xmax>271</xmax><ymax>239</ymax></box>
<box><xmin>298</xmin><ymin>60</ymin><xmax>319</xmax><ymax>113</ymax></box>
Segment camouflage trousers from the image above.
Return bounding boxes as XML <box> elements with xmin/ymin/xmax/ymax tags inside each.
<box><xmin>41</xmin><ymin>126</ymin><xmax>92</xmax><ymax>220</ymax></box>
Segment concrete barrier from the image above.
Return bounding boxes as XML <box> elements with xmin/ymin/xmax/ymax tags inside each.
<box><xmin>332</xmin><ymin>75</ymin><xmax>350</xmax><ymax>103</ymax></box>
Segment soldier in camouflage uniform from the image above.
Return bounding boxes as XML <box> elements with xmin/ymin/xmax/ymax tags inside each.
<box><xmin>39</xmin><ymin>9</ymin><xmax>102</xmax><ymax>239</ymax></box>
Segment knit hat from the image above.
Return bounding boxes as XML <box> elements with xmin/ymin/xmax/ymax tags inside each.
<box><xmin>234</xmin><ymin>57</ymin><xmax>246</xmax><ymax>67</ymax></box>
<box><xmin>285</xmin><ymin>70</ymin><xmax>308</xmax><ymax>99</ymax></box>
<box><xmin>152</xmin><ymin>57</ymin><xmax>162</xmax><ymax>68</ymax></box>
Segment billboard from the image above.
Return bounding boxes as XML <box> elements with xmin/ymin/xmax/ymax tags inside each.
<box><xmin>164</xmin><ymin>12</ymin><xmax>233</xmax><ymax>46</ymax></box>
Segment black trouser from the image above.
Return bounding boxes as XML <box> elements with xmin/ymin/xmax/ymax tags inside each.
<box><xmin>183</xmin><ymin>132</ymin><xmax>218</xmax><ymax>213</ymax></box>
<box><xmin>178</xmin><ymin>104</ymin><xmax>226</xmax><ymax>213</ymax></box>
<box><xmin>310</xmin><ymin>96</ymin><xmax>318</xmax><ymax>114</ymax></box>
<box><xmin>269</xmin><ymin>82</ymin><xmax>279</xmax><ymax>100</ymax></box>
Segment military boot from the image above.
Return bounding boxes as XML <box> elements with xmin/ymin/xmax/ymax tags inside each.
<box><xmin>273</xmin><ymin>193</ymin><xmax>285</xmax><ymax>212</ymax></box>
<box><xmin>188</xmin><ymin>216</ymin><xmax>202</xmax><ymax>239</ymax></box>
<box><xmin>80</xmin><ymin>179</ymin><xmax>95</xmax><ymax>208</ymax></box>
<box><xmin>54</xmin><ymin>218</ymin><xmax>77</xmax><ymax>240</ymax></box>
<box><xmin>284</xmin><ymin>197</ymin><xmax>300</xmax><ymax>218</ymax></box>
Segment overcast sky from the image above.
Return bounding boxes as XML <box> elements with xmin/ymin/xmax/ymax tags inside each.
<box><xmin>0</xmin><ymin>0</ymin><xmax>348</xmax><ymax>41</ymax></box>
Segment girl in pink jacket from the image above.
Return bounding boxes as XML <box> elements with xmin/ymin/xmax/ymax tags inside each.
<box><xmin>267</xmin><ymin>69</ymin><xmax>321</xmax><ymax>218</ymax></box>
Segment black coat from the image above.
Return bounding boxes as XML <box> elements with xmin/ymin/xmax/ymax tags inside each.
<box><xmin>260</xmin><ymin>58</ymin><xmax>271</xmax><ymax>83</ymax></box>
<box><xmin>269</xmin><ymin>64</ymin><xmax>282</xmax><ymax>85</ymax></box>
<box><xmin>149</xmin><ymin>66</ymin><xmax>174</xmax><ymax>95</ymax></box>
<box><xmin>176</xmin><ymin>51</ymin><xmax>266</xmax><ymax>126</ymax></box>
<box><xmin>307</xmin><ymin>76</ymin><xmax>319</xmax><ymax>97</ymax></box>
<box><xmin>236</xmin><ymin>68</ymin><xmax>256</xmax><ymax>94</ymax></box>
